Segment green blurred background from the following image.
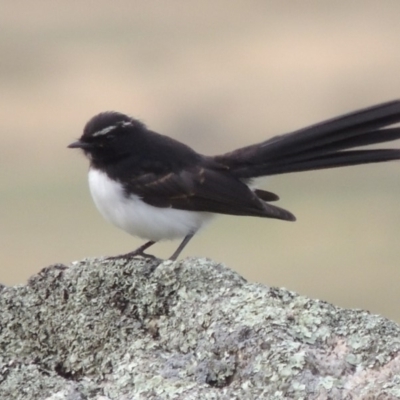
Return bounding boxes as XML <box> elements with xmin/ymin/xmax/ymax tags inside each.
<box><xmin>1</xmin><ymin>1</ymin><xmax>399</xmax><ymax>321</ymax></box>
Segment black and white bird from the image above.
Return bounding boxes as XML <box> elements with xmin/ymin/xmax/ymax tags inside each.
<box><xmin>69</xmin><ymin>100</ymin><xmax>400</xmax><ymax>260</ymax></box>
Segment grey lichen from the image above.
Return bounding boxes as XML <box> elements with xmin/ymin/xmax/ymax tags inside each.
<box><xmin>0</xmin><ymin>257</ymin><xmax>400</xmax><ymax>399</ymax></box>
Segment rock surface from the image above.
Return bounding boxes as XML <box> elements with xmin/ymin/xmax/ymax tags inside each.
<box><xmin>1</xmin><ymin>257</ymin><xmax>400</xmax><ymax>399</ymax></box>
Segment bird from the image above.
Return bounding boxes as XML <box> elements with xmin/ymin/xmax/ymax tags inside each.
<box><xmin>69</xmin><ymin>100</ymin><xmax>400</xmax><ymax>261</ymax></box>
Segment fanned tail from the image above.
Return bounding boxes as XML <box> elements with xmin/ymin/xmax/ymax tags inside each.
<box><xmin>215</xmin><ymin>100</ymin><xmax>400</xmax><ymax>178</ymax></box>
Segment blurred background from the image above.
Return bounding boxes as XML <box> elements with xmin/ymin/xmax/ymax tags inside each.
<box><xmin>1</xmin><ymin>1</ymin><xmax>400</xmax><ymax>321</ymax></box>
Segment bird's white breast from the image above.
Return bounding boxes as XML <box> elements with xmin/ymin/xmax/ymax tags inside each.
<box><xmin>88</xmin><ymin>169</ymin><xmax>214</xmax><ymax>241</ymax></box>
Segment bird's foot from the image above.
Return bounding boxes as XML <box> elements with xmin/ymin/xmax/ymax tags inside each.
<box><xmin>106</xmin><ymin>251</ymin><xmax>157</xmax><ymax>261</ymax></box>
<box><xmin>106</xmin><ymin>240</ymin><xmax>157</xmax><ymax>261</ymax></box>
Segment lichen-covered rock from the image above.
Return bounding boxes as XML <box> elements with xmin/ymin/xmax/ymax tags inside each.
<box><xmin>0</xmin><ymin>257</ymin><xmax>400</xmax><ymax>399</ymax></box>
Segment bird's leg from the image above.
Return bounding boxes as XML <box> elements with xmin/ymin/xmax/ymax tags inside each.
<box><xmin>169</xmin><ymin>233</ymin><xmax>195</xmax><ymax>261</ymax></box>
<box><xmin>107</xmin><ymin>232</ymin><xmax>196</xmax><ymax>262</ymax></box>
<box><xmin>107</xmin><ymin>240</ymin><xmax>157</xmax><ymax>260</ymax></box>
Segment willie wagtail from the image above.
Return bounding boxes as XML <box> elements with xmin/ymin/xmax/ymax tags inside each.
<box><xmin>69</xmin><ymin>100</ymin><xmax>400</xmax><ymax>260</ymax></box>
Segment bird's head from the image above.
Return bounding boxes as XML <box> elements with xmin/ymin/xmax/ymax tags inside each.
<box><xmin>68</xmin><ymin>112</ymin><xmax>146</xmax><ymax>165</ymax></box>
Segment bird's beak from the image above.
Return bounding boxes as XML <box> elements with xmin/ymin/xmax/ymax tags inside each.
<box><xmin>68</xmin><ymin>140</ymin><xmax>92</xmax><ymax>150</ymax></box>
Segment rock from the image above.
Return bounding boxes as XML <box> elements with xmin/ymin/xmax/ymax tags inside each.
<box><xmin>1</xmin><ymin>257</ymin><xmax>400</xmax><ymax>399</ymax></box>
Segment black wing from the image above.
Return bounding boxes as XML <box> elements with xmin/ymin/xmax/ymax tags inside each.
<box><xmin>123</xmin><ymin>164</ymin><xmax>295</xmax><ymax>221</ymax></box>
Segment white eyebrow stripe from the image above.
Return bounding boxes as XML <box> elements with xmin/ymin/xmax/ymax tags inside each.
<box><xmin>92</xmin><ymin>125</ymin><xmax>117</xmax><ymax>137</ymax></box>
<box><xmin>92</xmin><ymin>121</ymin><xmax>133</xmax><ymax>137</ymax></box>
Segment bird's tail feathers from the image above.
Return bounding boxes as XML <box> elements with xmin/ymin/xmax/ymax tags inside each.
<box><xmin>216</xmin><ymin>100</ymin><xmax>400</xmax><ymax>178</ymax></box>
